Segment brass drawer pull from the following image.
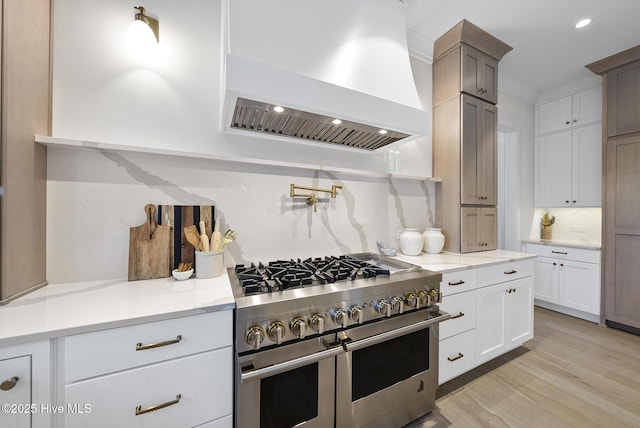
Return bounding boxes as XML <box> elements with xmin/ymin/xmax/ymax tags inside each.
<box><xmin>450</xmin><ymin>312</ymin><xmax>465</xmax><ymax>320</ymax></box>
<box><xmin>448</xmin><ymin>280</ymin><xmax>465</xmax><ymax>286</ymax></box>
<box><xmin>447</xmin><ymin>353</ymin><xmax>464</xmax><ymax>362</ymax></box>
<box><xmin>136</xmin><ymin>335</ymin><xmax>182</xmax><ymax>351</ymax></box>
<box><xmin>0</xmin><ymin>377</ymin><xmax>19</xmax><ymax>391</ymax></box>
<box><xmin>504</xmin><ymin>269</ymin><xmax>517</xmax><ymax>275</ymax></box>
<box><xmin>135</xmin><ymin>394</ymin><xmax>182</xmax><ymax>415</ymax></box>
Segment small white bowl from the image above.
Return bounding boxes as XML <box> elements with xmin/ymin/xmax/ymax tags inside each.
<box><xmin>172</xmin><ymin>268</ymin><xmax>194</xmax><ymax>281</ymax></box>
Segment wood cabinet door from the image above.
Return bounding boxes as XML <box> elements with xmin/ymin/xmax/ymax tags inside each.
<box><xmin>605</xmin><ymin>137</ymin><xmax>640</xmax><ymax>328</ymax></box>
<box><xmin>478</xmin><ymin>103</ymin><xmax>497</xmax><ymax>205</ymax></box>
<box><xmin>461</xmin><ymin>207</ymin><xmax>480</xmax><ymax>253</ymax></box>
<box><xmin>478</xmin><ymin>207</ymin><xmax>497</xmax><ymax>250</ymax></box>
<box><xmin>461</xmin><ymin>96</ymin><xmax>496</xmax><ymax>206</ymax></box>
<box><xmin>461</xmin><ymin>45</ymin><xmax>498</xmax><ymax>104</ymax></box>
<box><xmin>535</xmin><ymin>131</ymin><xmax>572</xmax><ymax>207</ymax></box>
<box><xmin>607</xmin><ymin>61</ymin><xmax>640</xmax><ymax>137</ymax></box>
<box><xmin>532</xmin><ymin>257</ymin><xmax>558</xmax><ymax>303</ymax></box>
<box><xmin>461</xmin><ymin>96</ymin><xmax>480</xmax><ymax>205</ymax></box>
<box><xmin>571</xmin><ymin>123</ymin><xmax>602</xmax><ymax>207</ymax></box>
<box><xmin>538</xmin><ymin>96</ymin><xmax>573</xmax><ymax>135</ymax></box>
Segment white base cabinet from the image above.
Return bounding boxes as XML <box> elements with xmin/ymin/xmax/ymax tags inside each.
<box><xmin>437</xmin><ymin>259</ymin><xmax>534</xmax><ymax>385</ymax></box>
<box><xmin>0</xmin><ymin>341</ymin><xmax>51</xmax><ymax>428</ymax></box>
<box><xmin>524</xmin><ymin>243</ymin><xmax>601</xmax><ymax>322</ymax></box>
<box><xmin>476</xmin><ymin>278</ymin><xmax>533</xmax><ymax>365</ymax></box>
<box><xmin>59</xmin><ymin>311</ymin><xmax>233</xmax><ymax>428</ymax></box>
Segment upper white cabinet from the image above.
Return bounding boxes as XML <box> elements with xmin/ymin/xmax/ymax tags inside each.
<box><xmin>535</xmin><ymin>86</ymin><xmax>602</xmax><ymax>208</ymax></box>
<box><xmin>536</xmin><ymin>123</ymin><xmax>602</xmax><ymax>207</ymax></box>
<box><xmin>536</xmin><ymin>87</ymin><xmax>602</xmax><ymax>135</ymax></box>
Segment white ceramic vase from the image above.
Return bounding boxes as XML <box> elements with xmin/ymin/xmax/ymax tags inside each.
<box><xmin>422</xmin><ymin>228</ymin><xmax>445</xmax><ymax>254</ymax></box>
<box><xmin>398</xmin><ymin>229</ymin><xmax>424</xmax><ymax>256</ymax></box>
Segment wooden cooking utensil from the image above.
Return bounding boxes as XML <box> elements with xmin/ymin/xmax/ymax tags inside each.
<box><xmin>211</xmin><ymin>217</ymin><xmax>222</xmax><ymax>251</ymax></box>
<box><xmin>199</xmin><ymin>220</ymin><xmax>210</xmax><ymax>252</ymax></box>
<box><xmin>128</xmin><ymin>204</ymin><xmax>171</xmax><ymax>281</ymax></box>
<box><xmin>183</xmin><ymin>225</ymin><xmax>203</xmax><ymax>252</ymax></box>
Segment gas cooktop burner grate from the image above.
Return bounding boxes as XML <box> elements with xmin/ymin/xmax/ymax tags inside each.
<box><xmin>234</xmin><ymin>255</ymin><xmax>391</xmax><ymax>295</ymax></box>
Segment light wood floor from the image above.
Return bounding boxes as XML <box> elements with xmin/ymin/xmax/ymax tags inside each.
<box><xmin>406</xmin><ymin>307</ymin><xmax>640</xmax><ymax>428</ymax></box>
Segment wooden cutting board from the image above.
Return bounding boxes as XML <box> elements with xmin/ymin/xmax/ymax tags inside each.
<box><xmin>158</xmin><ymin>205</ymin><xmax>215</xmax><ymax>270</ymax></box>
<box><xmin>128</xmin><ymin>204</ymin><xmax>171</xmax><ymax>281</ymax></box>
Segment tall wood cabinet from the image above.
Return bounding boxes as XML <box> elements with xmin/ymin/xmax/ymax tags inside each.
<box><xmin>433</xmin><ymin>20</ymin><xmax>511</xmax><ymax>253</ymax></box>
<box><xmin>0</xmin><ymin>0</ymin><xmax>50</xmax><ymax>304</ymax></box>
<box><xmin>587</xmin><ymin>45</ymin><xmax>640</xmax><ymax>331</ymax></box>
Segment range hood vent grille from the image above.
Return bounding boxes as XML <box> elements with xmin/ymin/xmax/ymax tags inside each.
<box><xmin>230</xmin><ymin>98</ymin><xmax>409</xmax><ymax>151</ymax></box>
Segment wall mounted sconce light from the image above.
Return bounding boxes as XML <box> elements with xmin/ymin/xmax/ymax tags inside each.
<box><xmin>127</xmin><ymin>6</ymin><xmax>159</xmax><ymax>60</ymax></box>
<box><xmin>130</xmin><ymin>6</ymin><xmax>159</xmax><ymax>42</ymax></box>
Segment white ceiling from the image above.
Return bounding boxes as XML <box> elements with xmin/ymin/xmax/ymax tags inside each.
<box><xmin>404</xmin><ymin>0</ymin><xmax>640</xmax><ymax>100</ymax></box>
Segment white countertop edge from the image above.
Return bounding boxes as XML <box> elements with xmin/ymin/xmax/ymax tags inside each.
<box><xmin>522</xmin><ymin>239</ymin><xmax>601</xmax><ymax>250</ymax></box>
<box><xmin>0</xmin><ymin>275</ymin><xmax>235</xmax><ymax>347</ymax></box>
<box><xmin>392</xmin><ymin>249</ymin><xmax>537</xmax><ymax>274</ymax></box>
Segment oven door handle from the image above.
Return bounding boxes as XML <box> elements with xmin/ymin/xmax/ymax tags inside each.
<box><xmin>240</xmin><ymin>346</ymin><xmax>344</xmax><ymax>383</ymax></box>
<box><xmin>342</xmin><ymin>311</ymin><xmax>451</xmax><ymax>353</ymax></box>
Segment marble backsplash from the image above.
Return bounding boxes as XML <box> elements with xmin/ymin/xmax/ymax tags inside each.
<box><xmin>46</xmin><ymin>146</ymin><xmax>437</xmax><ymax>284</ymax></box>
<box><xmin>529</xmin><ymin>208</ymin><xmax>602</xmax><ymax>245</ymax></box>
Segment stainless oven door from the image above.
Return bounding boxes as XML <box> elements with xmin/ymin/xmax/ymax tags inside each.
<box><xmin>237</xmin><ymin>335</ymin><xmax>342</xmax><ymax>428</ymax></box>
<box><xmin>335</xmin><ymin>310</ymin><xmax>450</xmax><ymax>428</ymax></box>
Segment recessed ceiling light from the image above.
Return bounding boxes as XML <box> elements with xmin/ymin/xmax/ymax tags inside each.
<box><xmin>575</xmin><ymin>18</ymin><xmax>591</xmax><ymax>29</ymax></box>
<box><xmin>378</xmin><ymin>129</ymin><xmax>388</xmax><ymax>135</ymax></box>
<box><xmin>332</xmin><ymin>119</ymin><xmax>342</xmax><ymax>125</ymax></box>
<box><xmin>273</xmin><ymin>106</ymin><xmax>285</xmax><ymax>113</ymax></box>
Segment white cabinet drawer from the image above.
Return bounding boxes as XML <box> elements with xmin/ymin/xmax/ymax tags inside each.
<box><xmin>65</xmin><ymin>348</ymin><xmax>232</xmax><ymax>428</ymax></box>
<box><xmin>524</xmin><ymin>243</ymin><xmax>600</xmax><ymax>263</ymax></box>
<box><xmin>0</xmin><ymin>356</ymin><xmax>31</xmax><ymax>428</ymax></box>
<box><xmin>440</xmin><ymin>269</ymin><xmax>477</xmax><ymax>296</ymax></box>
<box><xmin>65</xmin><ymin>311</ymin><xmax>232</xmax><ymax>382</ymax></box>
<box><xmin>477</xmin><ymin>260</ymin><xmax>534</xmax><ymax>287</ymax></box>
<box><xmin>439</xmin><ymin>329</ymin><xmax>476</xmax><ymax>385</ymax></box>
<box><xmin>439</xmin><ymin>290</ymin><xmax>476</xmax><ymax>339</ymax></box>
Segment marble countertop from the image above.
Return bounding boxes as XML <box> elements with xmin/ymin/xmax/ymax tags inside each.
<box><xmin>0</xmin><ymin>273</ymin><xmax>235</xmax><ymax>347</ymax></box>
<box><xmin>522</xmin><ymin>239</ymin><xmax>601</xmax><ymax>250</ymax></box>
<box><xmin>393</xmin><ymin>249</ymin><xmax>537</xmax><ymax>274</ymax></box>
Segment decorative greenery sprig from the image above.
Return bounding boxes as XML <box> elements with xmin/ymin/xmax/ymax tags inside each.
<box><xmin>541</xmin><ymin>212</ymin><xmax>555</xmax><ymax>226</ymax></box>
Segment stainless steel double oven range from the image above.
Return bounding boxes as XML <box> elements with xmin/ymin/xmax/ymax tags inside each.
<box><xmin>229</xmin><ymin>253</ymin><xmax>450</xmax><ymax>428</ymax></box>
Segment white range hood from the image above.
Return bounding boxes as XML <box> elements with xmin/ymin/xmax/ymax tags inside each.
<box><xmin>220</xmin><ymin>0</ymin><xmax>428</xmax><ymax>151</ymax></box>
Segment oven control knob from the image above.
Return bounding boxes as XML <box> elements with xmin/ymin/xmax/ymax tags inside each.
<box><xmin>331</xmin><ymin>309</ymin><xmax>348</xmax><ymax>329</ymax></box>
<box><xmin>416</xmin><ymin>290</ymin><xmax>428</xmax><ymax>308</ymax></box>
<box><xmin>428</xmin><ymin>289</ymin><xmax>443</xmax><ymax>306</ymax></box>
<box><xmin>348</xmin><ymin>305</ymin><xmax>364</xmax><ymax>324</ymax></box>
<box><xmin>290</xmin><ymin>317</ymin><xmax>308</xmax><ymax>339</ymax></box>
<box><xmin>374</xmin><ymin>299</ymin><xmax>391</xmax><ymax>317</ymax></box>
<box><xmin>405</xmin><ymin>292</ymin><xmax>417</xmax><ymax>309</ymax></box>
<box><xmin>245</xmin><ymin>325</ymin><xmax>265</xmax><ymax>350</ymax></box>
<box><xmin>390</xmin><ymin>296</ymin><xmax>404</xmax><ymax>314</ymax></box>
<box><xmin>267</xmin><ymin>321</ymin><xmax>286</xmax><ymax>345</ymax></box>
<box><xmin>309</xmin><ymin>313</ymin><xmax>325</xmax><ymax>334</ymax></box>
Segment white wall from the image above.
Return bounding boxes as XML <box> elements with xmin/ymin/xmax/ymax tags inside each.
<box><xmin>51</xmin><ymin>0</ymin><xmax>431</xmax><ymax>176</ymax></box>
<box><xmin>46</xmin><ymin>0</ymin><xmax>437</xmax><ymax>283</ymax></box>
<box><xmin>497</xmin><ymin>91</ymin><xmax>536</xmax><ymax>249</ymax></box>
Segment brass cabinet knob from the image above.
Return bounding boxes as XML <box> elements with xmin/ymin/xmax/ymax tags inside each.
<box><xmin>1</xmin><ymin>377</ymin><xmax>19</xmax><ymax>391</ymax></box>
